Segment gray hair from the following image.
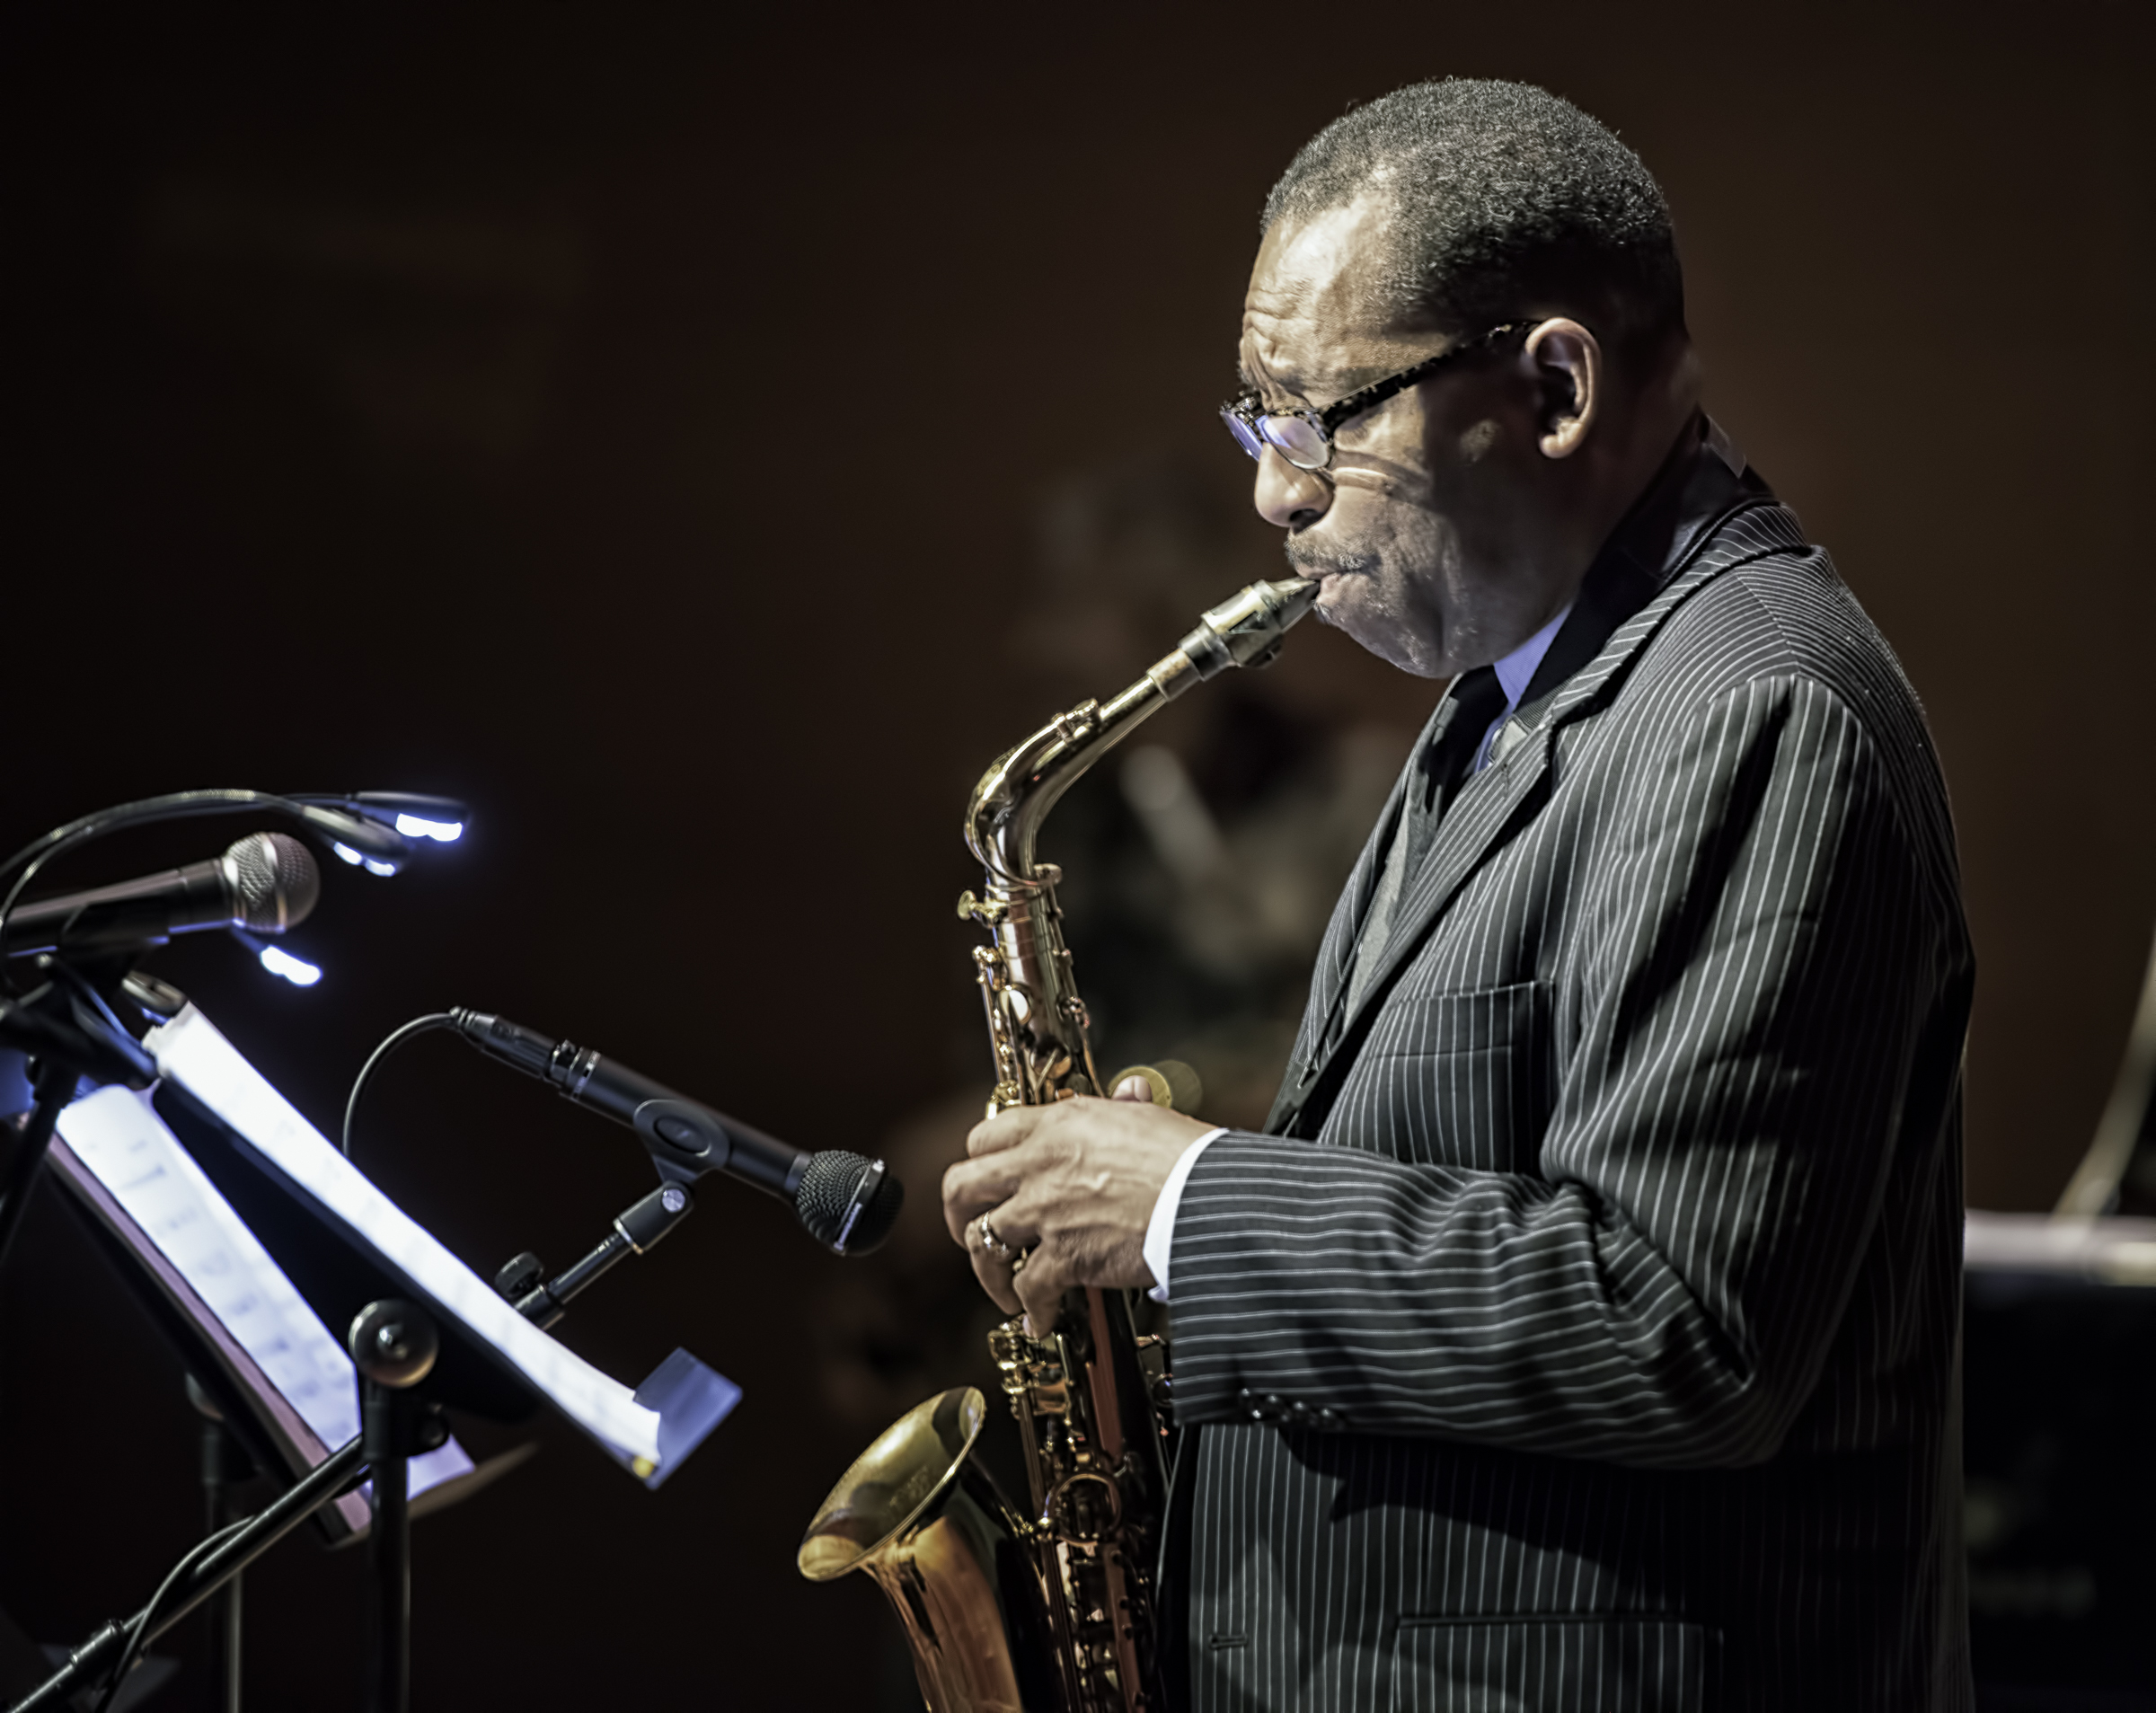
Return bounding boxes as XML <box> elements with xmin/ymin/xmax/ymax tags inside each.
<box><xmin>1265</xmin><ymin>79</ymin><xmax>1685</xmax><ymax>363</ymax></box>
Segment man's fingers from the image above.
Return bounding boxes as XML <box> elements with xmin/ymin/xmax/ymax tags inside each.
<box><xmin>964</xmin><ymin>1219</ymin><xmax>1025</xmax><ymax>1316</ymax></box>
<box><xmin>1012</xmin><ymin>1241</ymin><xmax>1074</xmax><ymax>1333</ymax></box>
<box><xmin>1111</xmin><ymin>1075</ymin><xmax>1156</xmax><ymax>1103</ymax></box>
<box><xmin>941</xmin><ymin>1152</ymin><xmax>1029</xmax><ymax>1244</ymax></box>
<box><xmin>943</xmin><ymin>1117</ymin><xmax>1075</xmax><ymax>1243</ymax></box>
<box><xmin>953</xmin><ymin>1187</ymin><xmax>1044</xmax><ymax>1268</ymax></box>
<box><xmin>967</xmin><ymin>1104</ymin><xmax>1048</xmax><ymax>1158</ymax></box>
<box><xmin>957</xmin><ymin>1190</ymin><xmax>1051</xmax><ymax>1320</ymax></box>
<box><xmin>976</xmin><ymin>1197</ymin><xmax>1041</xmax><ymax>1255</ymax></box>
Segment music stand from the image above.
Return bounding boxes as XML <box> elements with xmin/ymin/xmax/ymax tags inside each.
<box><xmin>39</xmin><ymin>1083</ymin><xmax>497</xmax><ymax>1712</ymax></box>
<box><xmin>47</xmin><ymin>1088</ymin><xmax>485</xmax><ymax>1539</ymax></box>
<box><xmin>15</xmin><ymin>1007</ymin><xmax>739</xmax><ymax>1713</ymax></box>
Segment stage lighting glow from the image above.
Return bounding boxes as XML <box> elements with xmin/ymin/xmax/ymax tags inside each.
<box><xmin>332</xmin><ymin>842</ymin><xmax>365</xmax><ymax>866</ymax></box>
<box><xmin>393</xmin><ymin>813</ymin><xmax>464</xmax><ymax>843</ymax></box>
<box><xmin>259</xmin><ymin>946</ymin><xmax>322</xmax><ymax>987</ymax></box>
<box><xmin>361</xmin><ymin>856</ymin><xmax>399</xmax><ymax>878</ymax></box>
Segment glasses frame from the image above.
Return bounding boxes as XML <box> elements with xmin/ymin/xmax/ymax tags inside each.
<box><xmin>1221</xmin><ymin>320</ymin><xmax>1536</xmax><ymax>472</ymax></box>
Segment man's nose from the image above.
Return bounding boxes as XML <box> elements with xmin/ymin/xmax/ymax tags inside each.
<box><xmin>1253</xmin><ymin>446</ymin><xmax>1330</xmax><ymax>530</ymax></box>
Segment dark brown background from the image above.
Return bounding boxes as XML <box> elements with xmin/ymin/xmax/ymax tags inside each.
<box><xmin>0</xmin><ymin>3</ymin><xmax>2149</xmax><ymax>1708</ymax></box>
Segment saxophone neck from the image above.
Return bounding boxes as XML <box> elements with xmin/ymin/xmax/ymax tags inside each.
<box><xmin>964</xmin><ymin>577</ymin><xmax>1318</xmax><ymax>884</ymax></box>
<box><xmin>962</xmin><ymin>691</ymin><xmax>1153</xmax><ymax>885</ymax></box>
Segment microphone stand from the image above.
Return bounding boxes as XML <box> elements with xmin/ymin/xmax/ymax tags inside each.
<box><xmin>7</xmin><ymin>1181</ymin><xmax>698</xmax><ymax>1713</ymax></box>
<box><xmin>10</xmin><ymin>1435</ymin><xmax>368</xmax><ymax>1713</ymax></box>
<box><xmin>186</xmin><ymin>1378</ymin><xmax>254</xmax><ymax>1713</ymax></box>
<box><xmin>0</xmin><ymin>959</ymin><xmax>162</xmax><ymax>1281</ymax></box>
<box><xmin>350</xmin><ymin>1301</ymin><xmax>446</xmax><ymax>1713</ymax></box>
<box><xmin>0</xmin><ymin>1055</ymin><xmax>84</xmax><ymax>1276</ymax></box>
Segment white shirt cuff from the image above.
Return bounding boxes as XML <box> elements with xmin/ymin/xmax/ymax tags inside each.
<box><xmin>1144</xmin><ymin>1127</ymin><xmax>1225</xmax><ymax>1303</ymax></box>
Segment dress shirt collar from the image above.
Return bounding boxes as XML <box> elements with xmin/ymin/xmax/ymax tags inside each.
<box><xmin>1509</xmin><ymin>413</ymin><xmax>1766</xmax><ymax>722</ymax></box>
<box><xmin>1493</xmin><ymin>604</ymin><xmax>1570</xmax><ymax>711</ymax></box>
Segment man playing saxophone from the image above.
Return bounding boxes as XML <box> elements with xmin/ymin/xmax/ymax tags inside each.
<box><xmin>942</xmin><ymin>79</ymin><xmax>1971</xmax><ymax>1713</ymax></box>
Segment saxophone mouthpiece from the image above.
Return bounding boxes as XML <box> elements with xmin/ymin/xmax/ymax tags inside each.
<box><xmin>1275</xmin><ymin>574</ymin><xmax>1321</xmax><ymax>615</ymax></box>
<box><xmin>1177</xmin><ymin>577</ymin><xmax>1323</xmax><ymax>682</ymax></box>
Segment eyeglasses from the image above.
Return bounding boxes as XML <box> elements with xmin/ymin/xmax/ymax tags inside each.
<box><xmin>1221</xmin><ymin>321</ymin><xmax>1533</xmax><ymax>472</ymax></box>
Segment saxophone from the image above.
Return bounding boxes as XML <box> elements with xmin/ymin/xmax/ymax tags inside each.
<box><xmin>799</xmin><ymin>577</ymin><xmax>1319</xmax><ymax>1713</ymax></box>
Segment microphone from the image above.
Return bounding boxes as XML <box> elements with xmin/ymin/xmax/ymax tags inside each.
<box><xmin>448</xmin><ymin>1008</ymin><xmax>904</xmax><ymax>1255</ymax></box>
<box><xmin>4</xmin><ymin>833</ymin><xmax>322</xmax><ymax>958</ymax></box>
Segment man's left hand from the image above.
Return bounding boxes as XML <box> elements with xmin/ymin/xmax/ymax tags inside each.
<box><xmin>942</xmin><ymin>1090</ymin><xmax>1209</xmax><ymax>1328</ymax></box>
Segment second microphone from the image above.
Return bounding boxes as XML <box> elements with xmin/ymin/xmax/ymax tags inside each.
<box><xmin>449</xmin><ymin>1008</ymin><xmax>902</xmax><ymax>1255</ymax></box>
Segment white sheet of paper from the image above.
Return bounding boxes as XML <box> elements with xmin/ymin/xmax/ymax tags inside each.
<box><xmin>56</xmin><ymin>1083</ymin><xmax>477</xmax><ymax>1497</ymax></box>
<box><xmin>146</xmin><ymin>1006</ymin><xmax>662</xmax><ymax>1468</ymax></box>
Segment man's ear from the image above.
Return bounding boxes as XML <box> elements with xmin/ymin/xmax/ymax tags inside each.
<box><xmin>1525</xmin><ymin>319</ymin><xmax>1602</xmax><ymax>459</ymax></box>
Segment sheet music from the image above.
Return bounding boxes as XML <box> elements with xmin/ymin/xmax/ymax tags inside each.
<box><xmin>56</xmin><ymin>1084</ymin><xmax>476</xmax><ymax>1497</ymax></box>
<box><xmin>146</xmin><ymin>1007</ymin><xmax>663</xmax><ymax>1469</ymax></box>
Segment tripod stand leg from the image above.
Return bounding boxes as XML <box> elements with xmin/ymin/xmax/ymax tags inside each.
<box><xmin>365</xmin><ymin>1441</ymin><xmax>410</xmax><ymax>1713</ymax></box>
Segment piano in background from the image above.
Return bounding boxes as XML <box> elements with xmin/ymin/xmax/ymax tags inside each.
<box><xmin>1968</xmin><ymin>926</ymin><xmax>2156</xmax><ymax>1710</ymax></box>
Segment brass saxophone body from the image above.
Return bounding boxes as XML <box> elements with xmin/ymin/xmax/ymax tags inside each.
<box><xmin>800</xmin><ymin>577</ymin><xmax>1321</xmax><ymax>1713</ymax></box>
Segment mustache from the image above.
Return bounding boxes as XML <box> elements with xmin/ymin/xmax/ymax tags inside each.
<box><xmin>1283</xmin><ymin>535</ymin><xmax>1380</xmax><ymax>580</ymax></box>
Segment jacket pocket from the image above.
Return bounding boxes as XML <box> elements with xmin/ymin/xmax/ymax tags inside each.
<box><xmin>1329</xmin><ymin>981</ymin><xmax>1551</xmax><ymax>1171</ymax></box>
<box><xmin>1360</xmin><ymin>979</ymin><xmax>1543</xmax><ymax>1060</ymax></box>
<box><xmin>1391</xmin><ymin>1614</ymin><xmax>1710</xmax><ymax>1713</ymax></box>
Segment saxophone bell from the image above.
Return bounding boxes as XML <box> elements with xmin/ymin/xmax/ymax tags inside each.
<box><xmin>800</xmin><ymin>1388</ymin><xmax>1060</xmax><ymax>1713</ymax></box>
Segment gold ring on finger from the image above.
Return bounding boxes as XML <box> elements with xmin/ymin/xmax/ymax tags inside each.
<box><xmin>977</xmin><ymin>1214</ymin><xmax>1018</xmax><ymax>1263</ymax></box>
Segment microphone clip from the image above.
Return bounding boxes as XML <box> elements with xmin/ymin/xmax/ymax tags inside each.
<box><xmin>492</xmin><ymin>1181</ymin><xmax>695</xmax><ymax>1329</ymax></box>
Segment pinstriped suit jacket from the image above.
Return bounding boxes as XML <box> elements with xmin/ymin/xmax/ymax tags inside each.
<box><xmin>1164</xmin><ymin>433</ymin><xmax>1974</xmax><ymax>1712</ymax></box>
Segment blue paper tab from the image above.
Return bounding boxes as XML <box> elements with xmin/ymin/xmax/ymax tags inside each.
<box><xmin>632</xmin><ymin>1348</ymin><xmax>742</xmax><ymax>1488</ymax></box>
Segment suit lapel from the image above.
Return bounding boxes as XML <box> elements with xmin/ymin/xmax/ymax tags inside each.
<box><xmin>1261</xmin><ymin>713</ymin><xmax>1427</xmax><ymax>1132</ymax></box>
<box><xmin>1269</xmin><ymin>458</ymin><xmax>1807</xmax><ymax>1139</ymax></box>
<box><xmin>1341</xmin><ymin>513</ymin><xmax>1798</xmax><ymax>1035</ymax></box>
<box><xmin>1333</xmin><ymin>722</ymin><xmax>1558</xmax><ymax>1032</ymax></box>
<box><xmin>1311</xmin><ymin>768</ymin><xmax>1408</xmax><ymax>1014</ymax></box>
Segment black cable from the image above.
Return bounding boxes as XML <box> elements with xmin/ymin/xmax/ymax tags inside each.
<box><xmin>0</xmin><ymin>791</ymin><xmax>254</xmax><ymax>883</ymax></box>
<box><xmin>90</xmin><ymin>1514</ymin><xmax>252</xmax><ymax>1713</ymax></box>
<box><xmin>342</xmin><ymin>1014</ymin><xmax>457</xmax><ymax>1157</ymax></box>
<box><xmin>0</xmin><ymin>790</ymin><xmax>292</xmax><ymax>891</ymax></box>
<box><xmin>0</xmin><ymin>790</ymin><xmax>308</xmax><ymax>989</ymax></box>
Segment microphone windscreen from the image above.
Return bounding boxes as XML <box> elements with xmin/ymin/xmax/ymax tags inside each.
<box><xmin>794</xmin><ymin>1150</ymin><xmax>906</xmax><ymax>1255</ymax></box>
<box><xmin>227</xmin><ymin>833</ymin><xmax>321</xmax><ymax>932</ymax></box>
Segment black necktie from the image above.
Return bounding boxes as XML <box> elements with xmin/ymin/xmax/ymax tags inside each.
<box><xmin>1333</xmin><ymin>666</ymin><xmax>1508</xmax><ymax>1029</ymax></box>
<box><xmin>1400</xmin><ymin>665</ymin><xmax>1508</xmax><ymax>884</ymax></box>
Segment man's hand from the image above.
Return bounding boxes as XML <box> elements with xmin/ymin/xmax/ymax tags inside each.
<box><xmin>941</xmin><ymin>1082</ymin><xmax>1209</xmax><ymax>1329</ymax></box>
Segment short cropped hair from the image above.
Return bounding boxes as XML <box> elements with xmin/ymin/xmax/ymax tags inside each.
<box><xmin>1264</xmin><ymin>79</ymin><xmax>1685</xmax><ymax>363</ymax></box>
